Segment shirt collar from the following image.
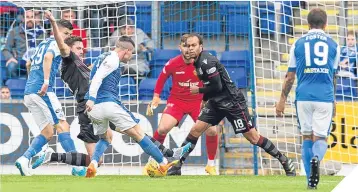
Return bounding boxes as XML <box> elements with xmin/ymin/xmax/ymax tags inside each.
<box><xmin>308</xmin><ymin>29</ymin><xmax>325</xmax><ymax>34</ymax></box>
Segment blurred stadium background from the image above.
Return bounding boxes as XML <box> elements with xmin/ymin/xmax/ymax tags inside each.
<box><xmin>0</xmin><ymin>0</ymin><xmax>357</xmax><ymax>178</ymax></box>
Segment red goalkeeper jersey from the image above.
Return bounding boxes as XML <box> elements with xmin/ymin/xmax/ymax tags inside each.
<box><xmin>154</xmin><ymin>55</ymin><xmax>203</xmax><ymax>102</ymax></box>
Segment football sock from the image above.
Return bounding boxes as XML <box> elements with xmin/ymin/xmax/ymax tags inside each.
<box><xmin>312</xmin><ymin>139</ymin><xmax>328</xmax><ymax>161</ymax></box>
<box><xmin>256</xmin><ymin>135</ymin><xmax>287</xmax><ymax>162</ymax></box>
<box><xmin>92</xmin><ymin>139</ymin><xmax>110</xmax><ymax>163</ymax></box>
<box><xmin>302</xmin><ymin>140</ymin><xmax>313</xmax><ymax>180</ymax></box>
<box><xmin>138</xmin><ymin>135</ymin><xmax>165</xmax><ymax>164</ymax></box>
<box><xmin>180</xmin><ymin>133</ymin><xmax>198</xmax><ymax>163</ymax></box>
<box><xmin>51</xmin><ymin>152</ymin><xmax>90</xmax><ymax>166</ymax></box>
<box><xmin>206</xmin><ymin>135</ymin><xmax>218</xmax><ymax>161</ymax></box>
<box><xmin>58</xmin><ymin>132</ymin><xmax>76</xmax><ymax>152</ymax></box>
<box><xmin>147</xmin><ymin>134</ymin><xmax>174</xmax><ymax>157</ymax></box>
<box><xmin>153</xmin><ymin>130</ymin><xmax>166</xmax><ymax>144</ymax></box>
<box><xmin>23</xmin><ymin>134</ymin><xmax>48</xmax><ymax>160</ymax></box>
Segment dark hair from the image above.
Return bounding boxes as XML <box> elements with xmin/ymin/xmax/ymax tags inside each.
<box><xmin>64</xmin><ymin>36</ymin><xmax>83</xmax><ymax>47</ymax></box>
<box><xmin>180</xmin><ymin>34</ymin><xmax>189</xmax><ymax>44</ymax></box>
<box><xmin>307</xmin><ymin>8</ymin><xmax>327</xmax><ymax>29</ymax></box>
<box><xmin>57</xmin><ymin>19</ymin><xmax>73</xmax><ymax>30</ymax></box>
<box><xmin>118</xmin><ymin>36</ymin><xmax>135</xmax><ymax>47</ymax></box>
<box><xmin>188</xmin><ymin>33</ymin><xmax>203</xmax><ymax>45</ymax></box>
<box><xmin>1</xmin><ymin>86</ymin><xmax>10</xmax><ymax>91</ymax></box>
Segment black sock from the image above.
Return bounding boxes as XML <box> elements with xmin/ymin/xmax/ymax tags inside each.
<box><xmin>146</xmin><ymin>134</ymin><xmax>174</xmax><ymax>157</ymax></box>
<box><xmin>50</xmin><ymin>152</ymin><xmax>89</xmax><ymax>166</ymax></box>
<box><xmin>179</xmin><ymin>134</ymin><xmax>198</xmax><ymax>163</ymax></box>
<box><xmin>256</xmin><ymin>135</ymin><xmax>287</xmax><ymax>162</ymax></box>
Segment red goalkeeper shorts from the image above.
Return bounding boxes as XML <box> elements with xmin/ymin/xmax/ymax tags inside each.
<box><xmin>163</xmin><ymin>97</ymin><xmax>201</xmax><ymax>123</ymax></box>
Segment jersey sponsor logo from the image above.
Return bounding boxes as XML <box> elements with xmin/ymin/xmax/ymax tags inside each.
<box><xmin>202</xmin><ymin>59</ymin><xmax>208</xmax><ymax>64</ymax></box>
<box><xmin>175</xmin><ymin>71</ymin><xmax>185</xmax><ymax>74</ymax></box>
<box><xmin>304</xmin><ymin>68</ymin><xmax>329</xmax><ymax>74</ymax></box>
<box><xmin>206</xmin><ymin>67</ymin><xmax>216</xmax><ymax>74</ymax></box>
<box><xmin>178</xmin><ymin>81</ymin><xmax>199</xmax><ymax>87</ymax></box>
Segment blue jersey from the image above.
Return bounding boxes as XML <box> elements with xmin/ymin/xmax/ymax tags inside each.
<box><xmin>24</xmin><ymin>37</ymin><xmax>61</xmax><ymax>95</ymax></box>
<box><xmin>85</xmin><ymin>51</ymin><xmax>121</xmax><ymax>104</ymax></box>
<box><xmin>288</xmin><ymin>29</ymin><xmax>340</xmax><ymax>102</ymax></box>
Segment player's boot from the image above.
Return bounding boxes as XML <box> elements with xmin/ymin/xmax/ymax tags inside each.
<box><xmin>86</xmin><ymin>160</ymin><xmax>98</xmax><ymax>178</ymax></box>
<box><xmin>32</xmin><ymin>147</ymin><xmax>54</xmax><ymax>169</ymax></box>
<box><xmin>158</xmin><ymin>159</ymin><xmax>180</xmax><ymax>176</ymax></box>
<box><xmin>172</xmin><ymin>142</ymin><xmax>191</xmax><ymax>159</ymax></box>
<box><xmin>15</xmin><ymin>156</ymin><xmax>32</xmax><ymax>176</ymax></box>
<box><xmin>308</xmin><ymin>156</ymin><xmax>320</xmax><ymax>189</ymax></box>
<box><xmin>281</xmin><ymin>157</ymin><xmax>296</xmax><ymax>176</ymax></box>
<box><xmin>167</xmin><ymin>163</ymin><xmax>182</xmax><ymax>176</ymax></box>
<box><xmin>72</xmin><ymin>166</ymin><xmax>87</xmax><ymax>176</ymax></box>
<box><xmin>205</xmin><ymin>165</ymin><xmax>217</xmax><ymax>175</ymax></box>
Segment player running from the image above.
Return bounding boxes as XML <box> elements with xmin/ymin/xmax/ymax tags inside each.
<box><xmin>276</xmin><ymin>8</ymin><xmax>339</xmax><ymax>189</ymax></box>
<box><xmin>84</xmin><ymin>36</ymin><xmax>188</xmax><ymax>178</ymax></box>
<box><xmin>172</xmin><ymin>33</ymin><xmax>296</xmax><ymax>177</ymax></box>
<box><xmin>15</xmin><ymin>19</ymin><xmax>80</xmax><ymax>176</ymax></box>
<box><xmin>146</xmin><ymin>34</ymin><xmax>219</xmax><ymax>175</ymax></box>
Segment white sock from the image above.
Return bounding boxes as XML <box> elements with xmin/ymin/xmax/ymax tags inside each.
<box><xmin>207</xmin><ymin>159</ymin><xmax>215</xmax><ymax>166</ymax></box>
<box><xmin>159</xmin><ymin>157</ymin><xmax>168</xmax><ymax>166</ymax></box>
<box><xmin>90</xmin><ymin>160</ymin><xmax>98</xmax><ymax>168</ymax></box>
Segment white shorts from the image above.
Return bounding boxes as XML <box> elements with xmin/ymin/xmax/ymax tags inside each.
<box><xmin>296</xmin><ymin>101</ymin><xmax>333</xmax><ymax>138</ymax></box>
<box><xmin>24</xmin><ymin>92</ymin><xmax>65</xmax><ymax>130</ymax></box>
<box><xmin>87</xmin><ymin>101</ymin><xmax>139</xmax><ymax>135</ymax></box>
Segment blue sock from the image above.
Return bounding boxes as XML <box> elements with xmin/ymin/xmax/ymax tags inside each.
<box><xmin>312</xmin><ymin>139</ymin><xmax>328</xmax><ymax>161</ymax></box>
<box><xmin>23</xmin><ymin>134</ymin><xmax>48</xmax><ymax>160</ymax></box>
<box><xmin>58</xmin><ymin>132</ymin><xmax>76</xmax><ymax>152</ymax></box>
<box><xmin>138</xmin><ymin>136</ymin><xmax>164</xmax><ymax>164</ymax></box>
<box><xmin>92</xmin><ymin>139</ymin><xmax>110</xmax><ymax>162</ymax></box>
<box><xmin>302</xmin><ymin>140</ymin><xmax>313</xmax><ymax>181</ymax></box>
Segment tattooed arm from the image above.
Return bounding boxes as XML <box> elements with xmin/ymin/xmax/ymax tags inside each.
<box><xmin>276</xmin><ymin>43</ymin><xmax>297</xmax><ymax>116</ymax></box>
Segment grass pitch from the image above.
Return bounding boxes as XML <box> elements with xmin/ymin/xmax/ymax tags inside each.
<box><xmin>1</xmin><ymin>175</ymin><xmax>342</xmax><ymax>192</ymax></box>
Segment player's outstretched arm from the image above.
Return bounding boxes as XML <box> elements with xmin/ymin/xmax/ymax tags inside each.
<box><xmin>44</xmin><ymin>10</ymin><xmax>70</xmax><ymax>57</ymax></box>
<box><xmin>37</xmin><ymin>52</ymin><xmax>54</xmax><ymax>96</ymax></box>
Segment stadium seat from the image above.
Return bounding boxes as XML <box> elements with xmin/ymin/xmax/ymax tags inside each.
<box><xmin>219</xmin><ymin>1</ymin><xmax>250</xmax><ymax>15</ymax></box>
<box><xmin>54</xmin><ymin>78</ymin><xmax>66</xmax><ymax>97</ymax></box>
<box><xmin>258</xmin><ymin>2</ymin><xmax>275</xmax><ymax>34</ymax></box>
<box><xmin>220</xmin><ymin>50</ymin><xmax>250</xmax><ymax>67</ymax></box>
<box><xmin>138</xmin><ymin>78</ymin><xmax>170</xmax><ymax>100</ymax></box>
<box><xmin>161</xmin><ymin>21</ymin><xmax>189</xmax><ymax>34</ymax></box>
<box><xmin>1</xmin><ymin>52</ymin><xmax>7</xmax><ymax>84</ymax></box>
<box><xmin>206</xmin><ymin>50</ymin><xmax>217</xmax><ymax>57</ymax></box>
<box><xmin>336</xmin><ymin>77</ymin><xmax>358</xmax><ymax>101</ymax></box>
<box><xmin>84</xmin><ymin>50</ymin><xmax>102</xmax><ymax>66</ymax></box>
<box><xmin>119</xmin><ymin>77</ymin><xmax>136</xmax><ymax>100</ymax></box>
<box><xmin>5</xmin><ymin>78</ymin><xmax>26</xmax><ymax>99</ymax></box>
<box><xmin>150</xmin><ymin>49</ymin><xmax>180</xmax><ymax>78</ymax></box>
<box><xmin>193</xmin><ymin>21</ymin><xmax>221</xmax><ymax>34</ymax></box>
<box><xmin>226</xmin><ymin>14</ymin><xmax>249</xmax><ymax>35</ymax></box>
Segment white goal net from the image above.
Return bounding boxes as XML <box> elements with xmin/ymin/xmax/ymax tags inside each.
<box><xmin>251</xmin><ymin>1</ymin><xmax>358</xmax><ymax>176</ymax></box>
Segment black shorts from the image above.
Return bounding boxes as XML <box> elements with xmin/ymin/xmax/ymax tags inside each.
<box><xmin>198</xmin><ymin>99</ymin><xmax>254</xmax><ymax>134</ymax></box>
<box><xmin>77</xmin><ymin>112</ymin><xmax>116</xmax><ymax>143</ymax></box>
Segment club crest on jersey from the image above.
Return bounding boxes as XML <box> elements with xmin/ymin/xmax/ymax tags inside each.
<box><xmin>193</xmin><ymin>70</ymin><xmax>197</xmax><ymax>76</ymax></box>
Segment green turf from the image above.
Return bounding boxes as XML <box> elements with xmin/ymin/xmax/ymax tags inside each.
<box><xmin>1</xmin><ymin>175</ymin><xmax>343</xmax><ymax>192</ymax></box>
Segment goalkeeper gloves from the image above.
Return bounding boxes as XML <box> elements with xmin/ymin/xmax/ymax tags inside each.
<box><xmin>146</xmin><ymin>94</ymin><xmax>161</xmax><ymax>116</ymax></box>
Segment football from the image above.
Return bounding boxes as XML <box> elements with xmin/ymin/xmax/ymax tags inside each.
<box><xmin>146</xmin><ymin>158</ymin><xmax>165</xmax><ymax>178</ymax></box>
